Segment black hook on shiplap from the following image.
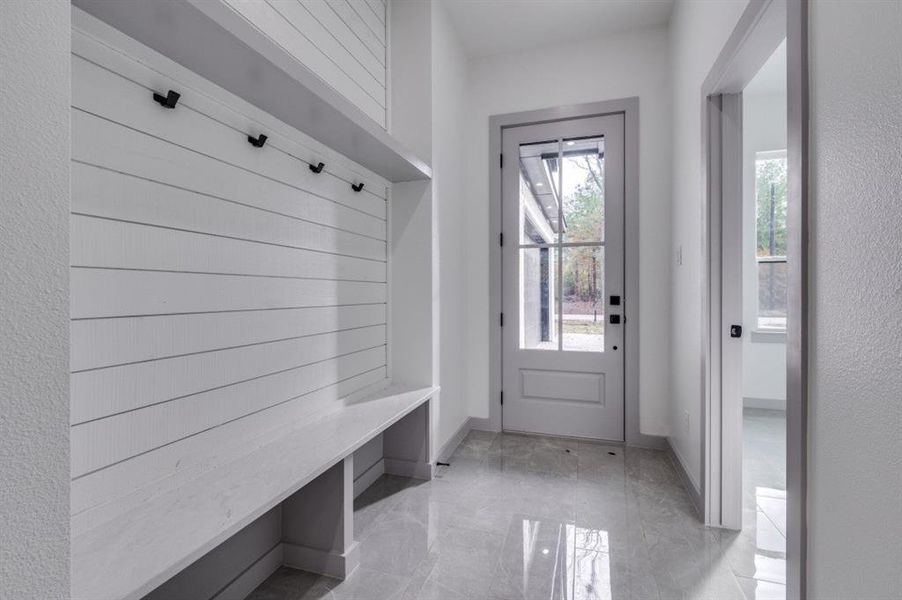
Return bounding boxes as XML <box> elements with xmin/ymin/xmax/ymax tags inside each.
<box><xmin>247</xmin><ymin>133</ymin><xmax>268</xmax><ymax>148</ymax></box>
<box><xmin>351</xmin><ymin>182</ymin><xmax>365</xmax><ymax>192</ymax></box>
<box><xmin>153</xmin><ymin>89</ymin><xmax>180</xmax><ymax>109</ymax></box>
<box><xmin>309</xmin><ymin>162</ymin><xmax>325</xmax><ymax>174</ymax></box>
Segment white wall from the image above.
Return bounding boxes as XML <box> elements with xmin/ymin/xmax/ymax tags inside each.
<box><xmin>432</xmin><ymin>2</ymin><xmax>471</xmax><ymax>448</ymax></box>
<box><xmin>667</xmin><ymin>0</ymin><xmax>749</xmax><ymax>490</ymax></box>
<box><xmin>742</xmin><ymin>90</ymin><xmax>787</xmax><ymax>407</ymax></box>
<box><xmin>808</xmin><ymin>0</ymin><xmax>902</xmax><ymax>596</ymax></box>
<box><xmin>0</xmin><ymin>1</ymin><xmax>70</xmax><ymax>598</ymax></box>
<box><xmin>388</xmin><ymin>0</ymin><xmax>470</xmax><ymax>453</ymax></box>
<box><xmin>464</xmin><ymin>26</ymin><xmax>673</xmax><ymax>436</ymax></box>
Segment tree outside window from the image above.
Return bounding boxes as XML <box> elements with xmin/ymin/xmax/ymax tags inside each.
<box><xmin>755</xmin><ymin>150</ymin><xmax>788</xmax><ymax>330</ymax></box>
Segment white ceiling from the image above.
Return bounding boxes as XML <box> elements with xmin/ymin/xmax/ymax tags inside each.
<box><xmin>441</xmin><ymin>0</ymin><xmax>674</xmax><ymax>59</ymax></box>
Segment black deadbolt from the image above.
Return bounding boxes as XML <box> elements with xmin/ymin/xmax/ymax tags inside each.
<box><xmin>730</xmin><ymin>324</ymin><xmax>742</xmax><ymax>338</ymax></box>
<box><xmin>609</xmin><ymin>314</ymin><xmax>621</xmax><ymax>324</ymax></box>
<box><xmin>610</xmin><ymin>295</ymin><xmax>621</xmax><ymax>305</ymax></box>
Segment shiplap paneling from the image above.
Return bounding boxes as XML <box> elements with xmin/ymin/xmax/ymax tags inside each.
<box><xmin>71</xmin><ymin>325</ymin><xmax>387</xmax><ymax>425</ymax></box>
<box><xmin>223</xmin><ymin>0</ymin><xmax>387</xmax><ymax>127</ymax></box>
<box><xmin>71</xmin><ymin>269</ymin><xmax>385</xmax><ymax>318</ymax></box>
<box><xmin>71</xmin><ymin>346</ymin><xmax>386</xmax><ymax>477</ymax></box>
<box><xmin>71</xmin><ymin>216</ymin><xmax>386</xmax><ymax>281</ymax></box>
<box><xmin>70</xmin><ymin>304</ymin><xmax>387</xmax><ymax>371</ymax></box>
<box><xmin>71</xmin><ymin>367</ymin><xmax>387</xmax><ymax>535</ymax></box>
<box><xmin>70</xmin><ymin>17</ymin><xmax>390</xmax><ymax>528</ymax></box>
<box><xmin>326</xmin><ymin>0</ymin><xmax>385</xmax><ymax>72</ymax></box>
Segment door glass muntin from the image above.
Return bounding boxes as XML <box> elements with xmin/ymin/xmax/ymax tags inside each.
<box><xmin>518</xmin><ymin>134</ymin><xmax>606</xmax><ymax>352</ymax></box>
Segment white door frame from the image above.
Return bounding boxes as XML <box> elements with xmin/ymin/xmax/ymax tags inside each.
<box><xmin>701</xmin><ymin>0</ymin><xmax>809</xmax><ymax>598</ymax></box>
<box><xmin>487</xmin><ymin>98</ymin><xmax>663</xmax><ymax>449</ymax></box>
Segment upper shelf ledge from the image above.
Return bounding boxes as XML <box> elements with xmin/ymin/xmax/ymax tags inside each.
<box><xmin>72</xmin><ymin>0</ymin><xmax>432</xmax><ymax>183</ymax></box>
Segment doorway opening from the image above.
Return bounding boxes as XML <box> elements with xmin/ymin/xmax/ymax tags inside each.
<box><xmin>701</xmin><ymin>0</ymin><xmax>808</xmax><ymax>598</ymax></box>
<box><xmin>487</xmin><ymin>98</ymin><xmax>657</xmax><ymax>448</ymax></box>
<box><xmin>500</xmin><ymin>115</ymin><xmax>625</xmax><ymax>441</ymax></box>
<box><xmin>738</xmin><ymin>41</ymin><xmax>789</xmax><ymax>599</ymax></box>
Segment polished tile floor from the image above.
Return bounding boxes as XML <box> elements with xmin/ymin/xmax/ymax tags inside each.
<box><xmin>724</xmin><ymin>408</ymin><xmax>787</xmax><ymax>600</ymax></box>
<box><xmin>248</xmin><ymin>428</ymin><xmax>782</xmax><ymax>600</ymax></box>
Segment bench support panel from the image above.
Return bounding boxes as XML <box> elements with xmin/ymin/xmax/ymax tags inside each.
<box><xmin>382</xmin><ymin>399</ymin><xmax>435</xmax><ymax>480</ymax></box>
<box><xmin>281</xmin><ymin>455</ymin><xmax>359</xmax><ymax>579</ymax></box>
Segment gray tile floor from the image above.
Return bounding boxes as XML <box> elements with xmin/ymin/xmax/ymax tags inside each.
<box><xmin>723</xmin><ymin>409</ymin><xmax>787</xmax><ymax>600</ymax></box>
<box><xmin>249</xmin><ymin>425</ymin><xmax>785</xmax><ymax>600</ymax></box>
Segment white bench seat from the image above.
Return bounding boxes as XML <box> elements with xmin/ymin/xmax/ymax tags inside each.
<box><xmin>71</xmin><ymin>384</ymin><xmax>438</xmax><ymax>600</ymax></box>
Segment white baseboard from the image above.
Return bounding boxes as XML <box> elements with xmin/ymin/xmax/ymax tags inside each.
<box><xmin>468</xmin><ymin>417</ymin><xmax>496</xmax><ymax>432</ymax></box>
<box><xmin>282</xmin><ymin>541</ymin><xmax>360</xmax><ymax>580</ymax></box>
<box><xmin>383</xmin><ymin>457</ymin><xmax>433</xmax><ymax>480</ymax></box>
<box><xmin>666</xmin><ymin>438</ymin><xmax>704</xmax><ymax>519</ymax></box>
<box><xmin>353</xmin><ymin>458</ymin><xmax>385</xmax><ymax>498</ymax></box>
<box><xmin>437</xmin><ymin>417</ymin><xmax>475</xmax><ymax>462</ymax></box>
<box><xmin>212</xmin><ymin>543</ymin><xmax>282</xmax><ymax>600</ymax></box>
<box><xmin>743</xmin><ymin>396</ymin><xmax>786</xmax><ymax>411</ymax></box>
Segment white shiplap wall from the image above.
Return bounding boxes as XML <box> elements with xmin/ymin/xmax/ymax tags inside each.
<box><xmin>223</xmin><ymin>0</ymin><xmax>388</xmax><ymax>127</ymax></box>
<box><xmin>70</xmin><ymin>14</ymin><xmax>390</xmax><ymax>534</ymax></box>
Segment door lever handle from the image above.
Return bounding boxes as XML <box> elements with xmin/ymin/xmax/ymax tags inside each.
<box><xmin>609</xmin><ymin>314</ymin><xmax>621</xmax><ymax>324</ymax></box>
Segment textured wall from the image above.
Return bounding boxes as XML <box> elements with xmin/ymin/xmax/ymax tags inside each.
<box><xmin>0</xmin><ymin>1</ymin><xmax>71</xmax><ymax>598</ymax></box>
<box><xmin>808</xmin><ymin>0</ymin><xmax>902</xmax><ymax>596</ymax></box>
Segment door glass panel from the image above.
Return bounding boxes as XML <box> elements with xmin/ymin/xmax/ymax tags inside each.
<box><xmin>562</xmin><ymin>246</ymin><xmax>604</xmax><ymax>352</ymax></box>
<box><xmin>561</xmin><ymin>136</ymin><xmax>605</xmax><ymax>244</ymax></box>
<box><xmin>518</xmin><ymin>140</ymin><xmax>560</xmax><ymax>244</ymax></box>
<box><xmin>519</xmin><ymin>246</ymin><xmax>558</xmax><ymax>350</ymax></box>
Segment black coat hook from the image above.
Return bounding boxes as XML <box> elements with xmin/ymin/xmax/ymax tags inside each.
<box><xmin>309</xmin><ymin>162</ymin><xmax>325</xmax><ymax>174</ymax></box>
<box><xmin>153</xmin><ymin>89</ymin><xmax>180</xmax><ymax>109</ymax></box>
<box><xmin>247</xmin><ymin>134</ymin><xmax>268</xmax><ymax>148</ymax></box>
<box><xmin>351</xmin><ymin>182</ymin><xmax>365</xmax><ymax>192</ymax></box>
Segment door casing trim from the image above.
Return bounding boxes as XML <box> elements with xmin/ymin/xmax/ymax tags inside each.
<box><xmin>487</xmin><ymin>97</ymin><xmax>660</xmax><ymax>449</ymax></box>
<box><xmin>700</xmin><ymin>0</ymin><xmax>808</xmax><ymax>597</ymax></box>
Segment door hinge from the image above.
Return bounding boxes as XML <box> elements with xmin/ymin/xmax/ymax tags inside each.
<box><xmin>500</xmin><ymin>153</ymin><xmax>503</xmax><ymax>168</ymax></box>
<box><xmin>499</xmin><ymin>232</ymin><xmax>504</xmax><ymax>247</ymax></box>
<box><xmin>500</xmin><ymin>313</ymin><xmax>504</xmax><ymax>327</ymax></box>
<box><xmin>500</xmin><ymin>390</ymin><xmax>504</xmax><ymax>405</ymax></box>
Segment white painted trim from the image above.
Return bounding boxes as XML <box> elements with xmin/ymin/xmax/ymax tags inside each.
<box><xmin>282</xmin><ymin>540</ymin><xmax>360</xmax><ymax>580</ymax></box>
<box><xmin>210</xmin><ymin>542</ymin><xmax>283</xmax><ymax>600</ymax></box>
<box><xmin>744</xmin><ymin>397</ymin><xmax>786</xmax><ymax>411</ymax></box>
<box><xmin>352</xmin><ymin>458</ymin><xmax>385</xmax><ymax>498</ymax></box>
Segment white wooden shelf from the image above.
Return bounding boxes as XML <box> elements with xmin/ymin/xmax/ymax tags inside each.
<box><xmin>71</xmin><ymin>0</ymin><xmax>431</xmax><ymax>183</ymax></box>
<box><xmin>71</xmin><ymin>384</ymin><xmax>438</xmax><ymax>600</ymax></box>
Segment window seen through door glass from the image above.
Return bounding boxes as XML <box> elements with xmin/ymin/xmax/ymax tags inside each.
<box><xmin>755</xmin><ymin>150</ymin><xmax>788</xmax><ymax>330</ymax></box>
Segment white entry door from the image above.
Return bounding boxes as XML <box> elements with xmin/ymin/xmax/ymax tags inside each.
<box><xmin>502</xmin><ymin>115</ymin><xmax>625</xmax><ymax>441</ymax></box>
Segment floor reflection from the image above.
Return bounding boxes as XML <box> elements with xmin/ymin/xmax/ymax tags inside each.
<box><xmin>511</xmin><ymin>518</ymin><xmax>612</xmax><ymax>600</ymax></box>
<box><xmin>734</xmin><ymin>409</ymin><xmax>787</xmax><ymax>599</ymax></box>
